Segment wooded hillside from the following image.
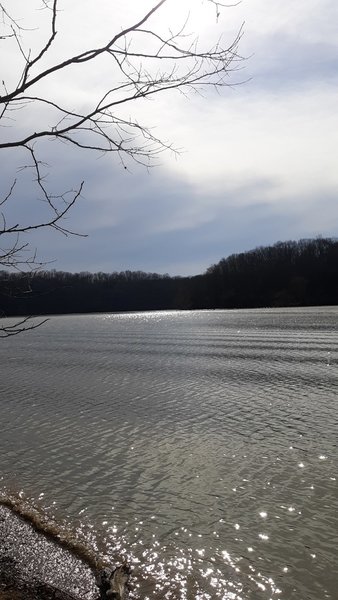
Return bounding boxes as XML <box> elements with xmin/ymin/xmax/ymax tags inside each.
<box><xmin>1</xmin><ymin>238</ymin><xmax>337</xmax><ymax>317</ymax></box>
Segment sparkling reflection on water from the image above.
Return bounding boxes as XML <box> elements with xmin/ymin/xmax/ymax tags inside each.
<box><xmin>1</xmin><ymin>307</ymin><xmax>338</xmax><ymax>599</ymax></box>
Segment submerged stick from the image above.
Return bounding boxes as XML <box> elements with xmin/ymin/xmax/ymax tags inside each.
<box><xmin>97</xmin><ymin>563</ymin><xmax>132</xmax><ymax>600</ymax></box>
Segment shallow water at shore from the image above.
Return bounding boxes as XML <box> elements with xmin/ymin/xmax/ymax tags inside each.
<box><xmin>1</xmin><ymin>308</ymin><xmax>338</xmax><ymax>598</ymax></box>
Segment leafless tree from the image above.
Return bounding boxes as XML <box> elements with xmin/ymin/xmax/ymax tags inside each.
<box><xmin>0</xmin><ymin>0</ymin><xmax>243</xmax><ymax>335</ymax></box>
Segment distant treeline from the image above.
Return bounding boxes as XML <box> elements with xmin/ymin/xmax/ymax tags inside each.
<box><xmin>1</xmin><ymin>237</ymin><xmax>337</xmax><ymax>317</ymax></box>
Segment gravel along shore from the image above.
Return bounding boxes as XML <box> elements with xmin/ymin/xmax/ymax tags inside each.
<box><xmin>0</xmin><ymin>504</ymin><xmax>98</xmax><ymax>600</ymax></box>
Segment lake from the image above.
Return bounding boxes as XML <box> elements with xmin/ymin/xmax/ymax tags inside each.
<box><xmin>0</xmin><ymin>307</ymin><xmax>337</xmax><ymax>599</ymax></box>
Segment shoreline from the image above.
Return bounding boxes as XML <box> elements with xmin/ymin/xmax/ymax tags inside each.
<box><xmin>0</xmin><ymin>505</ymin><xmax>98</xmax><ymax>600</ymax></box>
<box><xmin>0</xmin><ymin>503</ymin><xmax>132</xmax><ymax>600</ymax></box>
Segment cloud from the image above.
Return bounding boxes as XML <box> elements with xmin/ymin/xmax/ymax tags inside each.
<box><xmin>1</xmin><ymin>0</ymin><xmax>337</xmax><ymax>276</ymax></box>
<box><xmin>248</xmin><ymin>35</ymin><xmax>338</xmax><ymax>90</ymax></box>
<box><xmin>21</xmin><ymin>163</ymin><xmax>338</xmax><ymax>276</ymax></box>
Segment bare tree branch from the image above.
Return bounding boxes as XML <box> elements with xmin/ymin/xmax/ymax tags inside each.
<box><xmin>0</xmin><ymin>314</ymin><xmax>49</xmax><ymax>337</ymax></box>
<box><xmin>0</xmin><ymin>0</ymin><xmax>244</xmax><ymax>335</ymax></box>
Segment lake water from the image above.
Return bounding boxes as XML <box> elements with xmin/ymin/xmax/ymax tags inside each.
<box><xmin>0</xmin><ymin>307</ymin><xmax>338</xmax><ymax>599</ymax></box>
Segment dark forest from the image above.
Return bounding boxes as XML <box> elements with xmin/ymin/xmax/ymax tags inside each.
<box><xmin>1</xmin><ymin>237</ymin><xmax>337</xmax><ymax>317</ymax></box>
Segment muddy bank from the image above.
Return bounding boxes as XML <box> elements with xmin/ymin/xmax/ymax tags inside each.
<box><xmin>0</xmin><ymin>504</ymin><xmax>99</xmax><ymax>600</ymax></box>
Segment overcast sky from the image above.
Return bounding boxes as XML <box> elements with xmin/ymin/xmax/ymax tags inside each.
<box><xmin>2</xmin><ymin>0</ymin><xmax>338</xmax><ymax>275</ymax></box>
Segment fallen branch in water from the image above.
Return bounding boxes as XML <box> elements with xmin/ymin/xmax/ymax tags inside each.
<box><xmin>96</xmin><ymin>563</ymin><xmax>132</xmax><ymax>599</ymax></box>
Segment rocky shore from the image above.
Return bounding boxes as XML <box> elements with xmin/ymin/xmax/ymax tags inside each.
<box><xmin>0</xmin><ymin>556</ymin><xmax>80</xmax><ymax>600</ymax></box>
<box><xmin>0</xmin><ymin>505</ymin><xmax>131</xmax><ymax>600</ymax></box>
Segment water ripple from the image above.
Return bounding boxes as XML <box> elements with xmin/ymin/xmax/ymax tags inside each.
<box><xmin>1</xmin><ymin>307</ymin><xmax>338</xmax><ymax>599</ymax></box>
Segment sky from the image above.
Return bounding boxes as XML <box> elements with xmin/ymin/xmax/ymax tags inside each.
<box><xmin>1</xmin><ymin>0</ymin><xmax>338</xmax><ymax>276</ymax></box>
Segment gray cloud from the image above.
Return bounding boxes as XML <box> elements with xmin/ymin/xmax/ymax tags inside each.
<box><xmin>2</xmin><ymin>0</ymin><xmax>337</xmax><ymax>277</ymax></box>
<box><xmin>248</xmin><ymin>34</ymin><xmax>338</xmax><ymax>90</ymax></box>
<box><xmin>21</xmin><ymin>163</ymin><xmax>338</xmax><ymax>275</ymax></box>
